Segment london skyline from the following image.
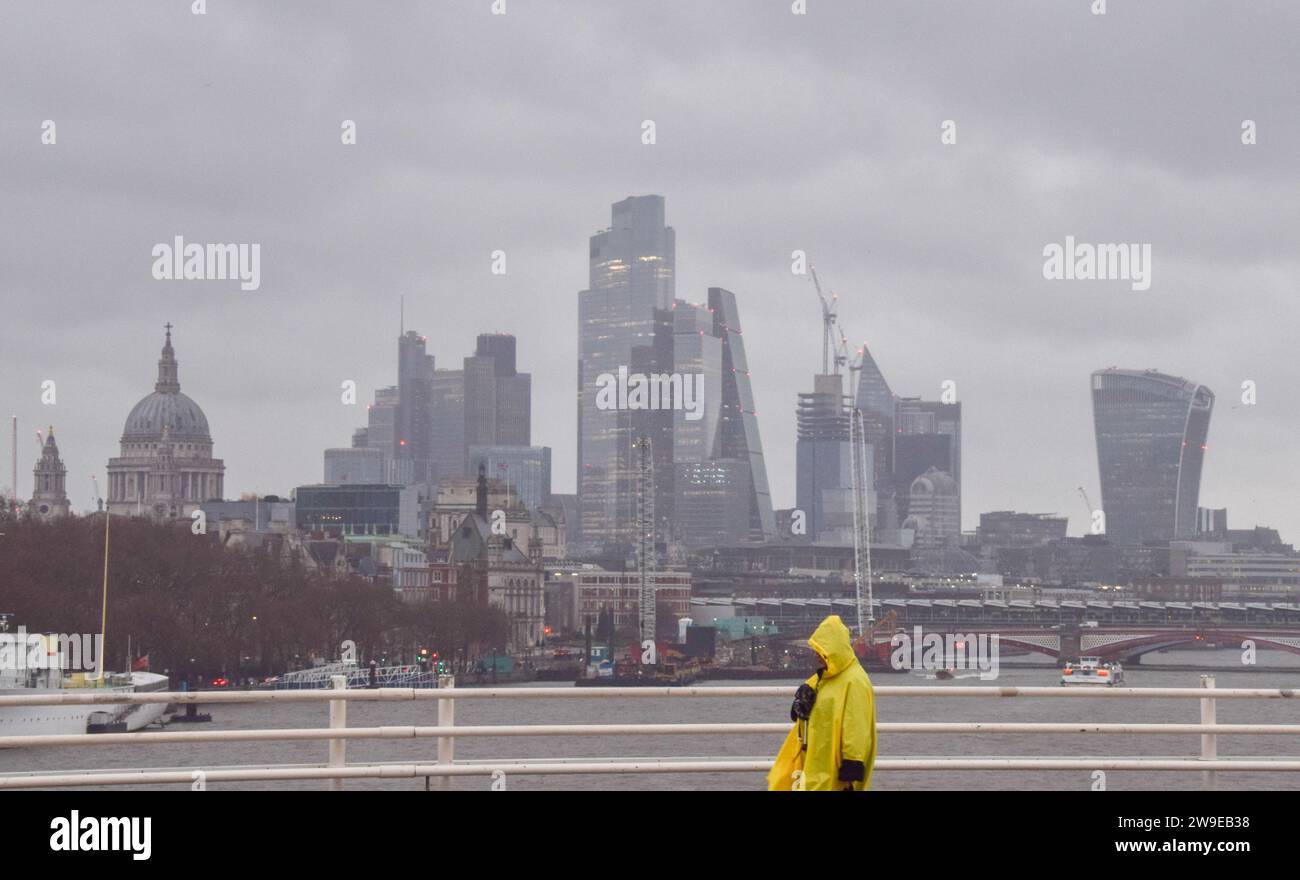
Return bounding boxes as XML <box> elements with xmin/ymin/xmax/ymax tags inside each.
<box><xmin>3</xmin><ymin>2</ymin><xmax>1297</xmax><ymax>538</ymax></box>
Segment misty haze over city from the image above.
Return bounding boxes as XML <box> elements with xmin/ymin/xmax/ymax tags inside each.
<box><xmin>8</xmin><ymin>0</ymin><xmax>1300</xmax><ymax>838</ymax></box>
<box><xmin>4</xmin><ymin>1</ymin><xmax>1297</xmax><ymax>540</ymax></box>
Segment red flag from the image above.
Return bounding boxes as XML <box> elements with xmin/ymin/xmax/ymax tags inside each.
<box><xmin>132</xmin><ymin>654</ymin><xmax>150</xmax><ymax>671</ymax></box>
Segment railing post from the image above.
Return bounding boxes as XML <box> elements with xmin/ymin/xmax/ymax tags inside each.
<box><xmin>329</xmin><ymin>674</ymin><xmax>347</xmax><ymax>791</ymax></box>
<box><xmin>435</xmin><ymin>674</ymin><xmax>455</xmax><ymax>791</ymax></box>
<box><xmin>1199</xmin><ymin>674</ymin><xmax>1216</xmax><ymax>791</ymax></box>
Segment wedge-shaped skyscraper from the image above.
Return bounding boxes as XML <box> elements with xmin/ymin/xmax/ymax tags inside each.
<box><xmin>1091</xmin><ymin>368</ymin><xmax>1213</xmax><ymax>544</ymax></box>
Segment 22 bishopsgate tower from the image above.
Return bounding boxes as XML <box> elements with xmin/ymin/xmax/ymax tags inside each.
<box><xmin>576</xmin><ymin>196</ymin><xmax>774</xmax><ymax>550</ymax></box>
<box><xmin>577</xmin><ymin>196</ymin><xmax>677</xmax><ymax>547</ymax></box>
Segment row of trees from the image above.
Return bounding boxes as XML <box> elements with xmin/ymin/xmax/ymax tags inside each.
<box><xmin>0</xmin><ymin>504</ymin><xmax>508</xmax><ymax>682</ymax></box>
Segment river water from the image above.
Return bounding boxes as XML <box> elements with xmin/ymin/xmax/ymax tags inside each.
<box><xmin>3</xmin><ymin>650</ymin><xmax>1298</xmax><ymax>791</ymax></box>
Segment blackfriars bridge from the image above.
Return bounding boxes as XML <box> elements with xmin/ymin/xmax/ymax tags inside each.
<box><xmin>690</xmin><ymin>595</ymin><xmax>1300</xmax><ymax>663</ymax></box>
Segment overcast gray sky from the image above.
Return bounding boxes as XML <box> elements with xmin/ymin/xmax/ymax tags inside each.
<box><xmin>2</xmin><ymin>0</ymin><xmax>1297</xmax><ymax>537</ymax></box>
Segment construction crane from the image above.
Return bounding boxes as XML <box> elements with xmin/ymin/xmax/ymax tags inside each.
<box><xmin>1077</xmin><ymin>487</ymin><xmax>1095</xmax><ymax>534</ymax></box>
<box><xmin>845</xmin><ymin>340</ymin><xmax>866</xmax><ymax>399</ymax></box>
<box><xmin>810</xmin><ymin>264</ymin><xmax>874</xmax><ymax>638</ymax></box>
<box><xmin>849</xmin><ymin>407</ymin><xmax>875</xmax><ymax>636</ymax></box>
<box><xmin>808</xmin><ymin>266</ymin><xmax>845</xmax><ymax>376</ymax></box>
<box><xmin>634</xmin><ymin>435</ymin><xmax>656</xmax><ymax>655</ymax></box>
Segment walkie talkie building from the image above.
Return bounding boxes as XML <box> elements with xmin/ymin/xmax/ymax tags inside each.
<box><xmin>1090</xmin><ymin>368</ymin><xmax>1214</xmax><ymax>544</ymax></box>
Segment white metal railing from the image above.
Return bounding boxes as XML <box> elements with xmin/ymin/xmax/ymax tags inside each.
<box><xmin>1</xmin><ymin>675</ymin><xmax>1298</xmax><ymax>789</ymax></box>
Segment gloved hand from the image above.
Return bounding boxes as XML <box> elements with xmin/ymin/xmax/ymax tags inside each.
<box><xmin>839</xmin><ymin>759</ymin><xmax>865</xmax><ymax>786</ymax></box>
<box><xmin>790</xmin><ymin>683</ymin><xmax>817</xmax><ymax>722</ymax></box>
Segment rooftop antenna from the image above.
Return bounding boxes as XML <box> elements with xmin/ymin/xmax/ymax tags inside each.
<box><xmin>10</xmin><ymin>416</ymin><xmax>16</xmax><ymax>509</ymax></box>
<box><xmin>400</xmin><ymin>294</ymin><xmax>405</xmax><ymax>336</ymax></box>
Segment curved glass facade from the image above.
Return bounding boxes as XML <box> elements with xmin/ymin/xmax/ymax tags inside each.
<box><xmin>1091</xmin><ymin>369</ymin><xmax>1214</xmax><ymax>544</ymax></box>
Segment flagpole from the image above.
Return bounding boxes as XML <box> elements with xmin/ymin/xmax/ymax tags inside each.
<box><xmin>97</xmin><ymin>510</ymin><xmax>110</xmax><ymax>684</ymax></box>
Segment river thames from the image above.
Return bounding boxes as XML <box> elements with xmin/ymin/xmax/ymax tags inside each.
<box><xmin>3</xmin><ymin>650</ymin><xmax>1298</xmax><ymax>791</ymax></box>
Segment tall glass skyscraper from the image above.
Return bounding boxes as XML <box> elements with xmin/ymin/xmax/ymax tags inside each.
<box><xmin>476</xmin><ymin>333</ymin><xmax>531</xmax><ymax>447</ymax></box>
<box><xmin>577</xmin><ymin>196</ymin><xmax>676</xmax><ymax>547</ymax></box>
<box><xmin>853</xmin><ymin>345</ymin><xmax>897</xmax><ymax>528</ymax></box>
<box><xmin>430</xmin><ymin>333</ymin><xmax>532</xmax><ymax>483</ymax></box>
<box><xmin>577</xmin><ymin>197</ymin><xmax>774</xmax><ymax>550</ymax></box>
<box><xmin>708</xmin><ymin>287</ymin><xmax>776</xmax><ymax>542</ymax></box>
<box><xmin>396</xmin><ymin>331</ymin><xmax>435</xmax><ymax>485</ymax></box>
<box><xmin>669</xmin><ymin>288</ymin><xmax>776</xmax><ymax>547</ymax></box>
<box><xmin>1091</xmin><ymin>368</ymin><xmax>1214</xmax><ymax>544</ymax></box>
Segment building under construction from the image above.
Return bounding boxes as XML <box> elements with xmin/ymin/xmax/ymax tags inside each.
<box><xmin>795</xmin><ymin>373</ymin><xmax>856</xmax><ymax>544</ymax></box>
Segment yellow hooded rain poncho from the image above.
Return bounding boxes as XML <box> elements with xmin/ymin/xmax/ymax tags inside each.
<box><xmin>767</xmin><ymin>614</ymin><xmax>877</xmax><ymax>791</ymax></box>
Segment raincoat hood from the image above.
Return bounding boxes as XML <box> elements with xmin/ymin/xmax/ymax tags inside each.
<box><xmin>807</xmin><ymin>614</ymin><xmax>856</xmax><ymax>678</ymax></box>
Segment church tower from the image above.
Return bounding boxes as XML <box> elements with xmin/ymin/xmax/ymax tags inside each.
<box><xmin>32</xmin><ymin>427</ymin><xmax>71</xmax><ymax>519</ymax></box>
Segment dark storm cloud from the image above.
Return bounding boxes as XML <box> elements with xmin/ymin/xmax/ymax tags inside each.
<box><xmin>1</xmin><ymin>0</ymin><xmax>1296</xmax><ymax>538</ymax></box>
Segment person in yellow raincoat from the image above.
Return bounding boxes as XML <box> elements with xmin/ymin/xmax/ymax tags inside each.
<box><xmin>767</xmin><ymin>614</ymin><xmax>876</xmax><ymax>791</ymax></box>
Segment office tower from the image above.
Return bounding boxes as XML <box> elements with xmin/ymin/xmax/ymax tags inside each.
<box><xmin>430</xmin><ymin>369</ymin><xmax>467</xmax><ymax>482</ymax></box>
<box><xmin>365</xmin><ymin>386</ymin><xmax>398</xmax><ymax>456</ymax></box>
<box><xmin>895</xmin><ymin>397</ymin><xmax>962</xmax><ymax>527</ymax></box>
<box><xmin>667</xmin><ymin>299</ymin><xmax>719</xmax><ymax>547</ymax></box>
<box><xmin>796</xmin><ymin>373</ymin><xmax>853</xmax><ymax>543</ymax></box>
<box><xmin>463</xmin><ymin>354</ymin><xmax>498</xmax><ymax>453</ymax></box>
<box><xmin>1196</xmin><ymin>506</ymin><xmax>1228</xmax><ymax>536</ymax></box>
<box><xmin>396</xmin><ymin>331</ymin><xmax>436</xmax><ymax>485</ymax></box>
<box><xmin>432</xmin><ymin>333</ymin><xmax>533</xmax><ymax>484</ymax></box>
<box><xmin>668</xmin><ymin>289</ymin><xmax>775</xmax><ymax>548</ymax></box>
<box><xmin>633</xmin><ymin>306</ymin><xmax>677</xmax><ymax>543</ymax></box>
<box><xmin>674</xmin><ymin>459</ymin><xmax>750</xmax><ymax>548</ymax></box>
<box><xmin>905</xmin><ymin>466</ymin><xmax>960</xmax><ymax>550</ymax></box>
<box><xmin>669</xmin><ymin>300</ymin><xmax>722</xmax><ymax>466</ymax></box>
<box><xmin>324</xmin><ymin>447</ymin><xmax>385</xmax><ymax>485</ymax></box>
<box><xmin>1091</xmin><ymin>368</ymin><xmax>1214</xmax><ymax>544</ymax></box>
<box><xmin>335</xmin><ymin>331</ymin><xmax>531</xmax><ymax>492</ymax></box>
<box><xmin>477</xmin><ymin>333</ymin><xmax>531</xmax><ymax>446</ymax></box>
<box><xmin>577</xmin><ymin>195</ymin><xmax>676</xmax><ymax>547</ymax></box>
<box><xmin>707</xmin><ymin>287</ymin><xmax>775</xmax><ymax>542</ymax></box>
<box><xmin>895</xmin><ymin>433</ymin><xmax>951</xmax><ymax>514</ymax></box>
<box><xmin>467</xmin><ymin>445</ymin><xmax>551</xmax><ymax>512</ymax></box>
<box><xmin>475</xmin><ymin>333</ymin><xmax>517</xmax><ymax>373</ymax></box>
<box><xmin>852</xmin><ymin>345</ymin><xmax>898</xmax><ymax>530</ymax></box>
<box><xmin>360</xmin><ymin>385</ymin><xmax>410</xmax><ymax>484</ymax></box>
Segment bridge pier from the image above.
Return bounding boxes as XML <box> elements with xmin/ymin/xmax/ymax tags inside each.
<box><xmin>1057</xmin><ymin>626</ymin><xmax>1080</xmax><ymax>666</ymax></box>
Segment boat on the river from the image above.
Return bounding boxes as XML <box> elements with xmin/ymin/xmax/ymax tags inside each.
<box><xmin>1060</xmin><ymin>656</ymin><xmax>1124</xmax><ymax>686</ymax></box>
<box><xmin>0</xmin><ymin>638</ymin><xmax>169</xmax><ymax>736</ymax></box>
